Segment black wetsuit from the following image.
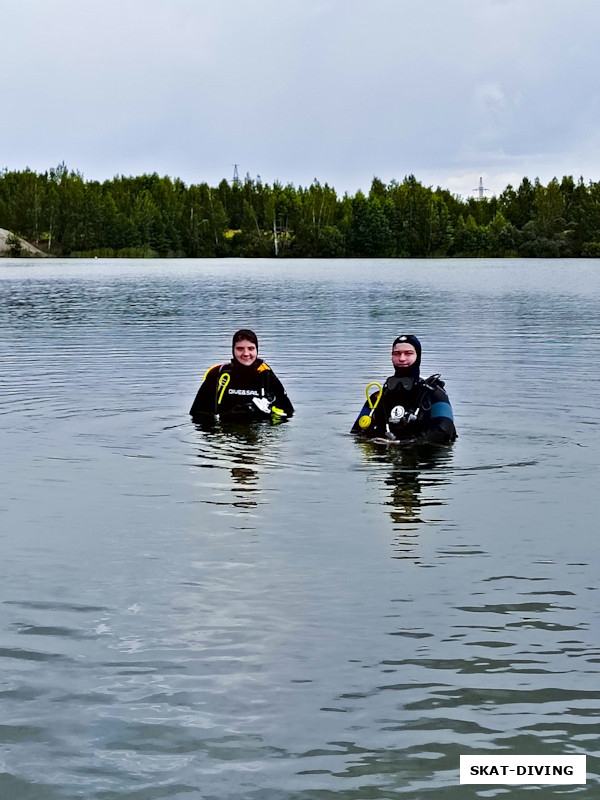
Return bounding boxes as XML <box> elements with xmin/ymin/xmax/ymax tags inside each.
<box><xmin>353</xmin><ymin>374</ymin><xmax>456</xmax><ymax>445</ymax></box>
<box><xmin>190</xmin><ymin>358</ymin><xmax>294</xmax><ymax>421</ymax></box>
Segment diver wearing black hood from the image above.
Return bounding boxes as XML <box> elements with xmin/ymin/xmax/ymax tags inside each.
<box><xmin>190</xmin><ymin>329</ymin><xmax>294</xmax><ymax>422</ymax></box>
<box><xmin>352</xmin><ymin>334</ymin><xmax>456</xmax><ymax>444</ymax></box>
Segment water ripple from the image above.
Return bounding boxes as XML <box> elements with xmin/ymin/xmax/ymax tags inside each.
<box><xmin>1</xmin><ymin>259</ymin><xmax>599</xmax><ymax>799</ymax></box>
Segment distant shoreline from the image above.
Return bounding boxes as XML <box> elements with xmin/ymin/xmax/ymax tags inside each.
<box><xmin>2</xmin><ymin>167</ymin><xmax>600</xmax><ymax>259</ymax></box>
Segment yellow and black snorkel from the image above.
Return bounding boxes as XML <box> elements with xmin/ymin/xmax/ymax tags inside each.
<box><xmin>357</xmin><ymin>382</ymin><xmax>382</xmax><ymax>430</ymax></box>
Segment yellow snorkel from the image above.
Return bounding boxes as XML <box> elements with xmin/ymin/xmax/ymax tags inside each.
<box><xmin>357</xmin><ymin>382</ymin><xmax>382</xmax><ymax>429</ymax></box>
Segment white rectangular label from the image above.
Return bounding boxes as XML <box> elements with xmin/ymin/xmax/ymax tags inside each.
<box><xmin>460</xmin><ymin>755</ymin><xmax>586</xmax><ymax>784</ymax></box>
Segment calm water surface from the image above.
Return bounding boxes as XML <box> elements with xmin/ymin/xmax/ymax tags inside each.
<box><xmin>1</xmin><ymin>258</ymin><xmax>599</xmax><ymax>799</ymax></box>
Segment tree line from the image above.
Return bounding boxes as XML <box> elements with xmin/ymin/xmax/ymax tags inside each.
<box><xmin>2</xmin><ymin>163</ymin><xmax>600</xmax><ymax>258</ymax></box>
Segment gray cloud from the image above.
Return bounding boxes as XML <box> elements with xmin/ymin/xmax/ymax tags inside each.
<box><xmin>2</xmin><ymin>0</ymin><xmax>600</xmax><ymax>198</ymax></box>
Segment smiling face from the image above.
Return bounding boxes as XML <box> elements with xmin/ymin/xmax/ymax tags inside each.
<box><xmin>233</xmin><ymin>339</ymin><xmax>258</xmax><ymax>366</ymax></box>
<box><xmin>391</xmin><ymin>342</ymin><xmax>417</xmax><ymax>369</ymax></box>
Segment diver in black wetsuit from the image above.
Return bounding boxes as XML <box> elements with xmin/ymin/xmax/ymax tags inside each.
<box><xmin>351</xmin><ymin>334</ymin><xmax>456</xmax><ymax>445</ymax></box>
<box><xmin>190</xmin><ymin>329</ymin><xmax>294</xmax><ymax>422</ymax></box>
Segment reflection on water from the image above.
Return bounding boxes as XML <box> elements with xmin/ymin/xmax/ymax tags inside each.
<box><xmin>1</xmin><ymin>258</ymin><xmax>599</xmax><ymax>799</ymax></box>
<box><xmin>191</xmin><ymin>420</ymin><xmax>280</xmax><ymax>512</ymax></box>
<box><xmin>357</xmin><ymin>439</ymin><xmax>454</xmax><ymax>561</ymax></box>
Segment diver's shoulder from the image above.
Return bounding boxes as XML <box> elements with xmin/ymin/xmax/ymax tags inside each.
<box><xmin>420</xmin><ymin>374</ymin><xmax>451</xmax><ymax>397</ymax></box>
<box><xmin>203</xmin><ymin>363</ymin><xmax>227</xmax><ymax>380</ymax></box>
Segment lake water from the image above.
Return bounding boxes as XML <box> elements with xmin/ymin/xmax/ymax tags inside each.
<box><xmin>1</xmin><ymin>258</ymin><xmax>599</xmax><ymax>799</ymax></box>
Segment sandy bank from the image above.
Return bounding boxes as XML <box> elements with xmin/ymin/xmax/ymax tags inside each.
<box><xmin>0</xmin><ymin>228</ymin><xmax>49</xmax><ymax>257</ymax></box>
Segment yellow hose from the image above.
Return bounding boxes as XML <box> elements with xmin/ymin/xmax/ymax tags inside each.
<box><xmin>358</xmin><ymin>382</ymin><xmax>382</xmax><ymax>429</ymax></box>
<box><xmin>217</xmin><ymin>372</ymin><xmax>230</xmax><ymax>405</ymax></box>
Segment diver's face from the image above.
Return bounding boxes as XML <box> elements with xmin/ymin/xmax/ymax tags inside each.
<box><xmin>391</xmin><ymin>343</ymin><xmax>417</xmax><ymax>368</ymax></box>
<box><xmin>233</xmin><ymin>339</ymin><xmax>258</xmax><ymax>366</ymax></box>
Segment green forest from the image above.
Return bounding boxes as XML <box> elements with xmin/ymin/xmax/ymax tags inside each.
<box><xmin>2</xmin><ymin>163</ymin><xmax>600</xmax><ymax>258</ymax></box>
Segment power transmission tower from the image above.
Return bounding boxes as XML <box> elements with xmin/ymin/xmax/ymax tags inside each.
<box><xmin>473</xmin><ymin>177</ymin><xmax>490</xmax><ymax>200</ymax></box>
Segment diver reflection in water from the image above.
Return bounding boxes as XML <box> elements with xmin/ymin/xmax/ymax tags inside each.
<box><xmin>351</xmin><ymin>334</ymin><xmax>456</xmax><ymax>445</ymax></box>
<box><xmin>352</xmin><ymin>335</ymin><xmax>455</xmax><ymax>561</ymax></box>
<box><xmin>190</xmin><ymin>329</ymin><xmax>294</xmax><ymax>424</ymax></box>
<box><xmin>359</xmin><ymin>441</ymin><xmax>453</xmax><ymax>560</ymax></box>
<box><xmin>192</xmin><ymin>420</ymin><xmax>272</xmax><ymax>511</ymax></box>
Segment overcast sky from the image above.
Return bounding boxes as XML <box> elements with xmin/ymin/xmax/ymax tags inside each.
<box><xmin>2</xmin><ymin>0</ymin><xmax>599</xmax><ymax>198</ymax></box>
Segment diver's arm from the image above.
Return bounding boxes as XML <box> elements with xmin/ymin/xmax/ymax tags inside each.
<box><xmin>410</xmin><ymin>390</ymin><xmax>456</xmax><ymax>445</ymax></box>
<box><xmin>409</xmin><ymin>417</ymin><xmax>456</xmax><ymax>445</ymax></box>
<box><xmin>269</xmin><ymin>372</ymin><xmax>294</xmax><ymax>416</ymax></box>
<box><xmin>190</xmin><ymin>366</ymin><xmax>220</xmax><ymax>419</ymax></box>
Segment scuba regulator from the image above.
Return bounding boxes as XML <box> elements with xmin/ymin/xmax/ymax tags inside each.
<box><xmin>389</xmin><ymin>405</ymin><xmax>420</xmax><ymax>426</ymax></box>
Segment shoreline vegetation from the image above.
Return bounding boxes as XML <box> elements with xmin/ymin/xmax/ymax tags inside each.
<box><xmin>1</xmin><ymin>164</ymin><xmax>600</xmax><ymax>259</ymax></box>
